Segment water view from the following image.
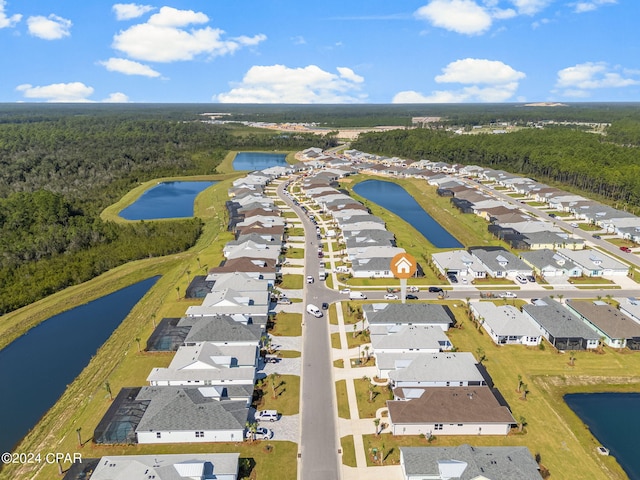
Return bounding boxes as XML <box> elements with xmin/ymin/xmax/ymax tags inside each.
<box><xmin>353</xmin><ymin>179</ymin><xmax>463</xmax><ymax>248</ymax></box>
<box><xmin>0</xmin><ymin>277</ymin><xmax>159</xmax><ymax>454</ymax></box>
<box><xmin>565</xmin><ymin>392</ymin><xmax>640</xmax><ymax>480</ymax></box>
<box><xmin>119</xmin><ymin>181</ymin><xmax>215</xmax><ymax>220</ymax></box>
<box><xmin>233</xmin><ymin>152</ymin><xmax>288</xmax><ymax>170</ymax></box>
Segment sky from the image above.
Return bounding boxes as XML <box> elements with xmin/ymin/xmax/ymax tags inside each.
<box><xmin>0</xmin><ymin>0</ymin><xmax>638</xmax><ymax>103</ymax></box>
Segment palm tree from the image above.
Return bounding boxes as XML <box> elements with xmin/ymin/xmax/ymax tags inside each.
<box><xmin>517</xmin><ymin>374</ymin><xmax>523</xmax><ymax>393</ymax></box>
<box><xmin>373</xmin><ymin>418</ymin><xmax>380</xmax><ymax>436</ymax></box>
<box><xmin>557</xmin><ymin>294</ymin><xmax>564</xmax><ymax>304</ymax></box>
<box><xmin>353</xmin><ymin>324</ymin><xmax>357</xmax><ymax>338</ymax></box>
<box><xmin>368</xmin><ymin>382</ymin><xmax>376</xmax><ymax>403</ymax></box>
<box><xmin>176</xmin><ymin>286</ymin><xmax>180</xmax><ymax>300</ymax></box>
<box><xmin>135</xmin><ymin>337</ymin><xmax>141</xmax><ymax>353</ymax></box>
<box><xmin>364</xmin><ymin>345</ymin><xmax>370</xmax><ymax>363</ymax></box>
<box><xmin>245</xmin><ymin>421</ymin><xmax>258</xmax><ymax>441</ymax></box>
<box><xmin>269</xmin><ymin>373</ymin><xmax>280</xmax><ymax>399</ymax></box>
<box><xmin>518</xmin><ymin>416</ymin><xmax>527</xmax><ymax>433</ymax></box>
<box><xmin>380</xmin><ymin>441</ymin><xmax>385</xmax><ymax>465</ymax></box>
<box><xmin>104</xmin><ymin>381</ymin><xmax>113</xmax><ymax>401</ymax></box>
<box><xmin>186</xmin><ymin>269</ymin><xmax>191</xmax><ymax>284</ymax></box>
<box><xmin>605</xmin><ymin>294</ymin><xmax>612</xmax><ymax>305</ymax></box>
<box><xmin>475</xmin><ymin>347</ymin><xmax>486</xmax><ymax>365</ymax></box>
<box><xmin>197</xmin><ymin>257</ymin><xmax>201</xmax><ymax>269</ymax></box>
<box><xmin>569</xmin><ymin>353</ymin><xmax>576</xmax><ymax>366</ymax></box>
<box><xmin>520</xmin><ymin>383</ymin><xmax>528</xmax><ymax>401</ymax></box>
<box><xmin>76</xmin><ymin>427</ymin><xmax>82</xmax><ymax>446</ymax></box>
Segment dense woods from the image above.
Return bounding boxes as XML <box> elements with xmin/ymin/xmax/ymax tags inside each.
<box><xmin>353</xmin><ymin>125</ymin><xmax>640</xmax><ymax>209</ymax></box>
<box><xmin>0</xmin><ymin>106</ymin><xmax>330</xmax><ymax>314</ymax></box>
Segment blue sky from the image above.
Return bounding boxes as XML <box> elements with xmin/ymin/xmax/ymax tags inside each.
<box><xmin>1</xmin><ymin>0</ymin><xmax>638</xmax><ymax>103</ymax></box>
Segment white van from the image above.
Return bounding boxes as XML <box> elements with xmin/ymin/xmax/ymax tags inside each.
<box><xmin>306</xmin><ymin>304</ymin><xmax>323</xmax><ymax>318</ymax></box>
<box><xmin>318</xmin><ymin>271</ymin><xmax>326</xmax><ymax>281</ymax></box>
<box><xmin>349</xmin><ymin>291</ymin><xmax>367</xmax><ymax>300</ymax></box>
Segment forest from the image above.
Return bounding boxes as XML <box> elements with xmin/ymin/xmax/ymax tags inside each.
<box><xmin>0</xmin><ymin>106</ymin><xmax>333</xmax><ymax>314</ymax></box>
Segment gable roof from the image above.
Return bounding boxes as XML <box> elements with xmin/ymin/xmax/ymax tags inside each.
<box><xmin>364</xmin><ymin>303</ymin><xmax>453</xmax><ymax>328</ymax></box>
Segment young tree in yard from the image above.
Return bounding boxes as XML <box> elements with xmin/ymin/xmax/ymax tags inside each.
<box><xmin>364</xmin><ymin>345</ymin><xmax>370</xmax><ymax>362</ymax></box>
<box><xmin>475</xmin><ymin>347</ymin><xmax>486</xmax><ymax>364</ymax></box>
<box><xmin>380</xmin><ymin>441</ymin><xmax>385</xmax><ymax>465</ymax></box>
<box><xmin>175</xmin><ymin>286</ymin><xmax>180</xmax><ymax>300</ymax></box>
<box><xmin>517</xmin><ymin>374</ymin><xmax>523</xmax><ymax>393</ymax></box>
<box><xmin>104</xmin><ymin>381</ymin><xmax>112</xmax><ymax>401</ymax></box>
<box><xmin>373</xmin><ymin>418</ymin><xmax>380</xmax><ymax>436</ymax></box>
<box><xmin>135</xmin><ymin>337</ymin><xmax>141</xmax><ymax>353</ymax></box>
<box><xmin>269</xmin><ymin>373</ymin><xmax>280</xmax><ymax>399</ymax></box>
<box><xmin>353</xmin><ymin>324</ymin><xmax>357</xmax><ymax>338</ymax></box>
<box><xmin>569</xmin><ymin>353</ymin><xmax>576</xmax><ymax>366</ymax></box>
<box><xmin>368</xmin><ymin>382</ymin><xmax>376</xmax><ymax>403</ymax></box>
<box><xmin>186</xmin><ymin>269</ymin><xmax>191</xmax><ymax>284</ymax></box>
<box><xmin>519</xmin><ymin>416</ymin><xmax>527</xmax><ymax>433</ymax></box>
<box><xmin>76</xmin><ymin>427</ymin><xmax>82</xmax><ymax>446</ymax></box>
<box><xmin>245</xmin><ymin>421</ymin><xmax>258</xmax><ymax>441</ymax></box>
<box><xmin>520</xmin><ymin>384</ymin><xmax>528</xmax><ymax>401</ymax></box>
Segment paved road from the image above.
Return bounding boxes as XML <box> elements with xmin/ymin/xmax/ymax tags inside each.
<box><xmin>277</xmin><ymin>180</ymin><xmax>342</xmax><ymax>480</ymax></box>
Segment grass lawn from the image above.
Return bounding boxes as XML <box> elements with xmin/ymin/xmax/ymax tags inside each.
<box><xmin>341</xmin><ymin>435</ymin><xmax>357</xmax><ymax>467</ymax></box>
<box><xmin>284</xmin><ymin>247</ymin><xmax>305</xmax><ymax>259</ymax></box>
<box><xmin>342</xmin><ymin>302</ymin><xmax>364</xmax><ymax>325</ymax></box>
<box><xmin>335</xmin><ymin>380</ymin><xmax>350</xmax><ymax>419</ymax></box>
<box><xmin>329</xmin><ymin>303</ymin><xmax>338</xmax><ymax>325</ymax></box>
<box><xmin>254</xmin><ymin>374</ymin><xmax>300</xmax><ymax>415</ymax></box>
<box><xmin>279</xmin><ymin>274</ymin><xmax>303</xmax><ymax>289</ymax></box>
<box><xmin>353</xmin><ymin>378</ymin><xmax>393</xmax><ymax>419</ymax></box>
<box><xmin>287</xmin><ymin>227</ymin><xmax>305</xmax><ymax>236</ymax></box>
<box><xmin>269</xmin><ymin>312</ymin><xmax>302</xmax><ymax>337</ymax></box>
<box><xmin>568</xmin><ymin>276</ymin><xmax>615</xmax><ymax>285</ymax></box>
<box><xmin>333</xmin><ymin>359</ymin><xmax>344</xmax><ymax>368</ymax></box>
<box><xmin>346</xmin><ymin>329</ymin><xmax>371</xmax><ymax>350</ymax></box>
<box><xmin>276</xmin><ymin>350</ymin><xmax>301</xmax><ymax>358</ymax></box>
<box><xmin>330</xmin><ymin>332</ymin><xmax>342</xmax><ymax>350</ymax></box>
<box><xmin>282</xmin><ymin>211</ymin><xmax>299</xmax><ymax>218</ymax></box>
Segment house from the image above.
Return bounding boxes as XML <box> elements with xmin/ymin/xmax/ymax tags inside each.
<box><xmin>68</xmin><ymin>453</ymin><xmax>240</xmax><ymax>480</ymax></box>
<box><xmin>618</xmin><ymin>297</ymin><xmax>640</xmax><ymax>326</ymax></box>
<box><xmin>370</xmin><ymin>325</ymin><xmax>452</xmax><ymax>358</ymax></box>
<box><xmin>431</xmin><ymin>250</ymin><xmax>487</xmax><ymax>280</ymax></box>
<box><xmin>387</xmin><ymin>352</ymin><xmax>486</xmax><ymax>391</ymax></box>
<box><xmin>556</xmin><ymin>248</ymin><xmax>629</xmax><ymax>277</ymax></box>
<box><xmin>135</xmin><ymin>387</ymin><xmax>248</xmax><ymax>444</ymax></box>
<box><xmin>470</xmin><ymin>248</ymin><xmax>533</xmax><ymax>279</ymax></box>
<box><xmin>522</xmin><ymin>297</ymin><xmax>599</xmax><ymax>350</ymax></box>
<box><xmin>400</xmin><ymin>445</ymin><xmax>541</xmax><ymax>480</ymax></box>
<box><xmin>565</xmin><ymin>299</ymin><xmax>640</xmax><ymax>349</ymax></box>
<box><xmin>364</xmin><ymin>303</ymin><xmax>453</xmax><ymax>331</ymax></box>
<box><xmin>520</xmin><ymin>249</ymin><xmax>582</xmax><ymax>278</ymax></box>
<box><xmin>387</xmin><ymin>386</ymin><xmax>515</xmax><ymax>436</ymax></box>
<box><xmin>351</xmin><ymin>256</ymin><xmax>395</xmax><ymax>278</ymax></box>
<box><xmin>469</xmin><ymin>302</ymin><xmax>542</xmax><ymax>346</ymax></box>
<box><xmin>223</xmin><ymin>240</ymin><xmax>281</xmax><ymax>261</ymax></box>
<box><xmin>206</xmin><ymin>257</ymin><xmax>278</xmax><ymax>284</ymax></box>
<box><xmin>180</xmin><ymin>315</ymin><xmax>264</xmax><ymax>345</ymax></box>
<box><xmin>185</xmin><ymin>287</ymin><xmax>269</xmax><ymax>325</ymax></box>
<box><xmin>146</xmin><ymin>343</ymin><xmax>258</xmax><ymax>390</ymax></box>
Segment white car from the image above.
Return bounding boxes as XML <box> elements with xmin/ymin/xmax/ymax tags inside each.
<box><xmin>340</xmin><ymin>288</ymin><xmax>351</xmax><ymax>294</ymax></box>
<box><xmin>384</xmin><ymin>293</ymin><xmax>398</xmax><ymax>300</ymax></box>
<box><xmin>499</xmin><ymin>291</ymin><xmax>518</xmax><ymax>298</ymax></box>
<box><xmin>246</xmin><ymin>427</ymin><xmax>273</xmax><ymax>440</ymax></box>
<box><xmin>306</xmin><ymin>276</ymin><xmax>314</xmax><ymax>284</ymax></box>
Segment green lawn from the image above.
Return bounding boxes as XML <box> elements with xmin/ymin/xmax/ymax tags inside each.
<box><xmin>277</xmin><ymin>350</ymin><xmax>301</xmax><ymax>358</ymax></box>
<box><xmin>269</xmin><ymin>312</ymin><xmax>302</xmax><ymax>337</ymax></box>
<box><xmin>284</xmin><ymin>247</ymin><xmax>305</xmax><ymax>259</ymax></box>
<box><xmin>341</xmin><ymin>435</ymin><xmax>357</xmax><ymax>467</ymax></box>
<box><xmin>330</xmin><ymin>332</ymin><xmax>342</xmax><ymax>350</ymax></box>
<box><xmin>335</xmin><ymin>380</ymin><xmax>350</xmax><ymax>419</ymax></box>
<box><xmin>279</xmin><ymin>274</ymin><xmax>303</xmax><ymax>289</ymax></box>
<box><xmin>353</xmin><ymin>378</ymin><xmax>393</xmax><ymax>418</ymax></box>
<box><xmin>253</xmin><ymin>374</ymin><xmax>300</xmax><ymax>415</ymax></box>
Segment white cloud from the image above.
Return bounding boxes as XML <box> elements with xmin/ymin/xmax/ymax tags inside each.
<box><xmin>509</xmin><ymin>0</ymin><xmax>552</xmax><ymax>15</ymax></box>
<box><xmin>415</xmin><ymin>0</ymin><xmax>492</xmax><ymax>35</ymax></box>
<box><xmin>112</xmin><ymin>3</ymin><xmax>155</xmax><ymax>21</ymax></box>
<box><xmin>27</xmin><ymin>14</ymin><xmax>72</xmax><ymax>40</ymax></box>
<box><xmin>112</xmin><ymin>6</ymin><xmax>266</xmax><ymax>62</ymax></box>
<box><xmin>215</xmin><ymin>64</ymin><xmax>367</xmax><ymax>103</ymax></box>
<box><xmin>291</xmin><ymin>35</ymin><xmax>306</xmax><ymax>45</ymax></box>
<box><xmin>103</xmin><ymin>92</ymin><xmax>130</xmax><ymax>103</ymax></box>
<box><xmin>99</xmin><ymin>57</ymin><xmax>161</xmax><ymax>77</ymax></box>
<box><xmin>555</xmin><ymin>62</ymin><xmax>639</xmax><ymax>97</ymax></box>
<box><xmin>435</xmin><ymin>58</ymin><xmax>525</xmax><ymax>84</ymax></box>
<box><xmin>0</xmin><ymin>0</ymin><xmax>21</xmax><ymax>28</ymax></box>
<box><xmin>16</xmin><ymin>82</ymin><xmax>94</xmax><ymax>102</ymax></box>
<box><xmin>393</xmin><ymin>58</ymin><xmax>524</xmax><ymax>103</ymax></box>
<box><xmin>573</xmin><ymin>0</ymin><xmax>617</xmax><ymax>13</ymax></box>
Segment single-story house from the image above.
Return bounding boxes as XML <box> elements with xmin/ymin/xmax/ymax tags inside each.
<box><xmin>519</xmin><ymin>249</ymin><xmax>582</xmax><ymax>278</ymax></box>
<box><xmin>469</xmin><ymin>302</ymin><xmax>542</xmax><ymax>346</ymax></box>
<box><xmin>470</xmin><ymin>248</ymin><xmax>533</xmax><ymax>279</ymax></box>
<box><xmin>400</xmin><ymin>445</ymin><xmax>541</xmax><ymax>480</ymax></box>
<box><xmin>431</xmin><ymin>250</ymin><xmax>487</xmax><ymax>279</ymax></box>
<box><xmin>371</xmin><ymin>324</ymin><xmax>452</xmax><ymax>356</ymax></box>
<box><xmin>565</xmin><ymin>299</ymin><xmax>640</xmax><ymax>349</ymax></box>
<box><xmin>555</xmin><ymin>248</ymin><xmax>629</xmax><ymax>277</ymax></box>
<box><xmin>387</xmin><ymin>386</ymin><xmax>515</xmax><ymax>436</ymax></box>
<box><xmin>364</xmin><ymin>303</ymin><xmax>453</xmax><ymax>331</ymax></box>
<box><xmin>522</xmin><ymin>297</ymin><xmax>599</xmax><ymax>350</ymax></box>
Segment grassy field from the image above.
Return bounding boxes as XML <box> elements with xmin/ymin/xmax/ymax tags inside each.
<box><xmin>335</xmin><ymin>380</ymin><xmax>350</xmax><ymax>419</ymax></box>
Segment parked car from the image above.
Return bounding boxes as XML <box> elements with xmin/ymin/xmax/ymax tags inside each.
<box><xmin>306</xmin><ymin>275</ymin><xmax>314</xmax><ymax>284</ymax></box>
<box><xmin>256</xmin><ymin>410</ymin><xmax>279</xmax><ymax>422</ymax></box>
<box><xmin>447</xmin><ymin>274</ymin><xmax>458</xmax><ymax>284</ymax></box>
<box><xmin>499</xmin><ymin>292</ymin><xmax>517</xmax><ymax>298</ymax></box>
<box><xmin>526</xmin><ymin>275</ymin><xmax>536</xmax><ymax>283</ymax></box>
<box><xmin>428</xmin><ymin>287</ymin><xmax>444</xmax><ymax>293</ymax></box>
<box><xmin>406</xmin><ymin>294</ymin><xmax>419</xmax><ymax>300</ymax></box>
<box><xmin>620</xmin><ymin>246</ymin><xmax>632</xmax><ymax>253</ymax></box>
<box><xmin>278</xmin><ymin>297</ymin><xmax>292</xmax><ymax>305</ymax></box>
<box><xmin>246</xmin><ymin>427</ymin><xmax>273</xmax><ymax>440</ymax></box>
<box><xmin>515</xmin><ymin>275</ymin><xmax>528</xmax><ymax>284</ymax></box>
<box><xmin>384</xmin><ymin>293</ymin><xmax>398</xmax><ymax>300</ymax></box>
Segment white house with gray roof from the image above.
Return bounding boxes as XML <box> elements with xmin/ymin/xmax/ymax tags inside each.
<box><xmin>520</xmin><ymin>249</ymin><xmax>582</xmax><ymax>278</ymax></box>
<box><xmin>522</xmin><ymin>297</ymin><xmax>599</xmax><ymax>350</ymax></box>
<box><xmin>180</xmin><ymin>315</ymin><xmax>263</xmax><ymax>345</ymax></box>
<box><xmin>363</xmin><ymin>303</ymin><xmax>453</xmax><ymax>331</ymax></box>
<box><xmin>400</xmin><ymin>445</ymin><xmax>541</xmax><ymax>480</ymax></box>
<box><xmin>469</xmin><ymin>302</ymin><xmax>541</xmax><ymax>346</ymax></box>
<box><xmin>371</xmin><ymin>324</ymin><xmax>452</xmax><ymax>357</ymax></box>
<box><xmin>351</xmin><ymin>255</ymin><xmax>395</xmax><ymax>278</ymax></box>
<box><xmin>85</xmin><ymin>453</ymin><xmax>240</xmax><ymax>480</ymax></box>
<box><xmin>470</xmin><ymin>248</ymin><xmax>533</xmax><ymax>279</ymax></box>
<box><xmin>556</xmin><ymin>248</ymin><xmax>629</xmax><ymax>277</ymax></box>
<box><xmin>431</xmin><ymin>250</ymin><xmax>487</xmax><ymax>280</ymax></box>
<box><xmin>135</xmin><ymin>387</ymin><xmax>248</xmax><ymax>444</ymax></box>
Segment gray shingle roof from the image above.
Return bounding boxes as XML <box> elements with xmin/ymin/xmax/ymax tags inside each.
<box><xmin>180</xmin><ymin>315</ymin><xmax>263</xmax><ymax>344</ymax></box>
<box><xmin>364</xmin><ymin>303</ymin><xmax>453</xmax><ymax>327</ymax></box>
<box><xmin>522</xmin><ymin>297</ymin><xmax>599</xmax><ymax>340</ymax></box>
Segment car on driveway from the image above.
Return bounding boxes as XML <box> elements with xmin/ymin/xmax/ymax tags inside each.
<box><xmin>447</xmin><ymin>274</ymin><xmax>458</xmax><ymax>284</ymax></box>
<box><xmin>515</xmin><ymin>275</ymin><xmax>528</xmax><ymax>284</ymax></box>
<box><xmin>406</xmin><ymin>294</ymin><xmax>419</xmax><ymax>300</ymax></box>
<box><xmin>526</xmin><ymin>275</ymin><xmax>536</xmax><ymax>283</ymax></box>
<box><xmin>246</xmin><ymin>427</ymin><xmax>273</xmax><ymax>440</ymax></box>
<box><xmin>499</xmin><ymin>292</ymin><xmax>517</xmax><ymax>298</ymax></box>
<box><xmin>384</xmin><ymin>293</ymin><xmax>398</xmax><ymax>300</ymax></box>
<box><xmin>278</xmin><ymin>297</ymin><xmax>292</xmax><ymax>305</ymax></box>
<box><xmin>256</xmin><ymin>410</ymin><xmax>279</xmax><ymax>422</ymax></box>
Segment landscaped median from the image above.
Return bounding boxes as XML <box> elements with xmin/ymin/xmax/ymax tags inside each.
<box><xmin>335</xmin><ymin>379</ymin><xmax>351</xmax><ymax>419</ymax></box>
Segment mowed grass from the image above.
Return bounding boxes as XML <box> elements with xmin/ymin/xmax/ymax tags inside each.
<box><xmin>335</xmin><ymin>380</ymin><xmax>351</xmax><ymax>419</ymax></box>
<box><xmin>279</xmin><ymin>274</ymin><xmax>304</xmax><ymax>289</ymax></box>
<box><xmin>340</xmin><ymin>435</ymin><xmax>357</xmax><ymax>467</ymax></box>
<box><xmin>254</xmin><ymin>374</ymin><xmax>300</xmax><ymax>416</ymax></box>
<box><xmin>354</xmin><ymin>378</ymin><xmax>393</xmax><ymax>419</ymax></box>
<box><xmin>269</xmin><ymin>312</ymin><xmax>302</xmax><ymax>337</ymax></box>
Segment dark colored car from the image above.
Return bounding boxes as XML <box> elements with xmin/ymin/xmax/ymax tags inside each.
<box><xmin>592</xmin><ymin>234</ymin><xmax>601</xmax><ymax>239</ymax></box>
<box><xmin>406</xmin><ymin>294</ymin><xmax>418</xmax><ymax>300</ymax></box>
<box><xmin>321</xmin><ymin>302</ymin><xmax>329</xmax><ymax>310</ymax></box>
<box><xmin>428</xmin><ymin>287</ymin><xmax>444</xmax><ymax>293</ymax></box>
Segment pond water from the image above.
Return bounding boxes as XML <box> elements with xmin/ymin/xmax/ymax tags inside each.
<box><xmin>353</xmin><ymin>179</ymin><xmax>463</xmax><ymax>248</ymax></box>
<box><xmin>565</xmin><ymin>392</ymin><xmax>640</xmax><ymax>480</ymax></box>
<box><xmin>119</xmin><ymin>181</ymin><xmax>215</xmax><ymax>220</ymax></box>
<box><xmin>0</xmin><ymin>277</ymin><xmax>159</xmax><ymax>454</ymax></box>
<box><xmin>233</xmin><ymin>152</ymin><xmax>288</xmax><ymax>170</ymax></box>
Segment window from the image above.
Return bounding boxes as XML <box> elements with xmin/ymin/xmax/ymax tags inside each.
<box><xmin>195</xmin><ymin>431</ymin><xmax>204</xmax><ymax>438</ymax></box>
<box><xmin>156</xmin><ymin>432</ymin><xmax>161</xmax><ymax>438</ymax></box>
<box><xmin>434</xmin><ymin>424</ymin><xmax>443</xmax><ymax>430</ymax></box>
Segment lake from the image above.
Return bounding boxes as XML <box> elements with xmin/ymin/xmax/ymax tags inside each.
<box><xmin>233</xmin><ymin>152</ymin><xmax>288</xmax><ymax>170</ymax></box>
<box><xmin>565</xmin><ymin>392</ymin><xmax>640</xmax><ymax>480</ymax></box>
<box><xmin>119</xmin><ymin>181</ymin><xmax>215</xmax><ymax>220</ymax></box>
<box><xmin>0</xmin><ymin>277</ymin><xmax>158</xmax><ymax>454</ymax></box>
<box><xmin>353</xmin><ymin>179</ymin><xmax>463</xmax><ymax>248</ymax></box>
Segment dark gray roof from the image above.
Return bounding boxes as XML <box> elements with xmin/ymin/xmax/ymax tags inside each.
<box><xmin>401</xmin><ymin>445</ymin><xmax>540</xmax><ymax>479</ymax></box>
<box><xmin>364</xmin><ymin>303</ymin><xmax>453</xmax><ymax>327</ymax></box>
<box><xmin>352</xmin><ymin>256</ymin><xmax>395</xmax><ymax>272</ymax></box>
<box><xmin>522</xmin><ymin>297</ymin><xmax>599</xmax><ymax>340</ymax></box>
<box><xmin>180</xmin><ymin>315</ymin><xmax>263</xmax><ymax>343</ymax></box>
<box><xmin>470</xmin><ymin>247</ymin><xmax>531</xmax><ymax>272</ymax></box>
<box><xmin>136</xmin><ymin>387</ymin><xmax>248</xmax><ymax>432</ymax></box>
